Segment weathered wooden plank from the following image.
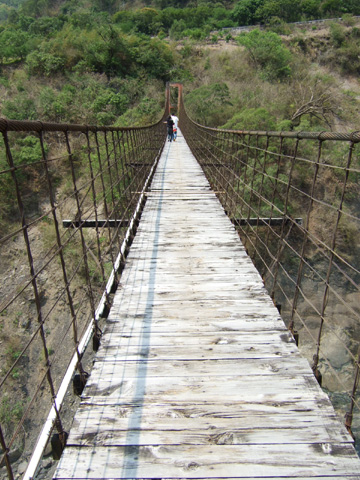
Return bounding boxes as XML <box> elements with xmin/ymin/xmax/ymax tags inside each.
<box><xmin>67</xmin><ymin>404</ymin><xmax>350</xmax><ymax>447</ymax></box>
<box><xmin>103</xmin><ymin>320</ymin><xmax>288</xmax><ymax>336</ymax></box>
<box><xmin>93</xmin><ymin>342</ymin><xmax>298</xmax><ymax>362</ymax></box>
<box><xmin>81</xmin><ymin>373</ymin><xmax>326</xmax><ymax>401</ymax></box>
<box><xmin>98</xmin><ymin>331</ymin><xmax>295</xmax><ymax>347</ymax></box>
<box><xmin>54</xmin><ymin>444</ymin><xmax>360</xmax><ymax>479</ymax></box>
<box><xmin>89</xmin><ymin>357</ymin><xmax>309</xmax><ymax>377</ymax></box>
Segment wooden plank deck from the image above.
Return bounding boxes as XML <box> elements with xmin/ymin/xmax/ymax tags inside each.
<box><xmin>53</xmin><ymin>131</ymin><xmax>360</xmax><ymax>480</ymax></box>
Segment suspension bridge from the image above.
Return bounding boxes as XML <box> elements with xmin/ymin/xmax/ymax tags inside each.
<box><xmin>0</xmin><ymin>85</ymin><xmax>359</xmax><ymax>480</ymax></box>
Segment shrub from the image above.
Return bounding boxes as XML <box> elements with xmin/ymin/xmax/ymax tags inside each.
<box><xmin>221</xmin><ymin>107</ymin><xmax>277</xmax><ymax>131</ymax></box>
<box><xmin>3</xmin><ymin>94</ymin><xmax>37</xmax><ymax>120</ymax></box>
<box><xmin>329</xmin><ymin>22</ymin><xmax>346</xmax><ymax>47</ymax></box>
<box><xmin>338</xmin><ymin>40</ymin><xmax>360</xmax><ymax>74</ymax></box>
<box><xmin>0</xmin><ymin>29</ymin><xmax>33</xmax><ymax>64</ymax></box>
<box><xmin>184</xmin><ymin>83</ymin><xmax>232</xmax><ymax>126</ymax></box>
<box><xmin>26</xmin><ymin>50</ymin><xmax>65</xmax><ymax>76</ymax></box>
<box><xmin>237</xmin><ymin>29</ymin><xmax>292</xmax><ymax>81</ymax></box>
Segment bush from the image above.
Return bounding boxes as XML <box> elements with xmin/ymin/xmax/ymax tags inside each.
<box><xmin>3</xmin><ymin>94</ymin><xmax>37</xmax><ymax>120</ymax></box>
<box><xmin>338</xmin><ymin>40</ymin><xmax>360</xmax><ymax>74</ymax></box>
<box><xmin>134</xmin><ymin>38</ymin><xmax>174</xmax><ymax>80</ymax></box>
<box><xmin>26</xmin><ymin>50</ymin><xmax>65</xmax><ymax>76</ymax></box>
<box><xmin>169</xmin><ymin>19</ymin><xmax>187</xmax><ymax>40</ymax></box>
<box><xmin>330</xmin><ymin>22</ymin><xmax>346</xmax><ymax>47</ymax></box>
<box><xmin>221</xmin><ymin>107</ymin><xmax>277</xmax><ymax>131</ymax></box>
<box><xmin>0</xmin><ymin>29</ymin><xmax>33</xmax><ymax>64</ymax></box>
<box><xmin>39</xmin><ymin>86</ymin><xmax>67</xmax><ymax>121</ymax></box>
<box><xmin>184</xmin><ymin>83</ymin><xmax>232</xmax><ymax>126</ymax></box>
<box><xmin>237</xmin><ymin>29</ymin><xmax>292</xmax><ymax>81</ymax></box>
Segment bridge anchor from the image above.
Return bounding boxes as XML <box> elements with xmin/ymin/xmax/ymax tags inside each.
<box><xmin>73</xmin><ymin>371</ymin><xmax>89</xmax><ymax>396</ymax></box>
<box><xmin>51</xmin><ymin>431</ymin><xmax>68</xmax><ymax>460</ymax></box>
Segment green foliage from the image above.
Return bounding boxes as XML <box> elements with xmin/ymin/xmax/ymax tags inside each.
<box><xmin>231</xmin><ymin>0</ymin><xmax>262</xmax><ymax>26</ymax></box>
<box><xmin>116</xmin><ymin>96</ymin><xmax>162</xmax><ymax>127</ymax></box>
<box><xmin>133</xmin><ymin>7</ymin><xmax>162</xmax><ymax>36</ymax></box>
<box><xmin>184</xmin><ymin>83</ymin><xmax>232</xmax><ymax>126</ymax></box>
<box><xmin>26</xmin><ymin>49</ymin><xmax>65</xmax><ymax>75</ymax></box>
<box><xmin>221</xmin><ymin>107</ymin><xmax>277</xmax><ymax>130</ymax></box>
<box><xmin>0</xmin><ymin>3</ymin><xmax>14</xmax><ymax>22</ymax></box>
<box><xmin>265</xmin><ymin>16</ymin><xmax>292</xmax><ymax>35</ymax></box>
<box><xmin>257</xmin><ymin>0</ymin><xmax>301</xmax><ymax>23</ymax></box>
<box><xmin>320</xmin><ymin>0</ymin><xmax>345</xmax><ymax>17</ymax></box>
<box><xmin>0</xmin><ymin>28</ymin><xmax>34</xmax><ymax>63</ymax></box>
<box><xmin>330</xmin><ymin>22</ymin><xmax>346</xmax><ymax>47</ymax></box>
<box><xmin>134</xmin><ymin>37</ymin><xmax>174</xmax><ymax>80</ymax></box>
<box><xmin>322</xmin><ymin>23</ymin><xmax>360</xmax><ymax>75</ymax></box>
<box><xmin>337</xmin><ymin>40</ymin><xmax>360</xmax><ymax>74</ymax></box>
<box><xmin>3</xmin><ymin>93</ymin><xmax>37</xmax><ymax>120</ymax></box>
<box><xmin>0</xmin><ymin>395</ymin><xmax>24</xmax><ymax>428</ymax></box>
<box><xmin>20</xmin><ymin>0</ymin><xmax>52</xmax><ymax>18</ymax></box>
<box><xmin>300</xmin><ymin>0</ymin><xmax>321</xmax><ymax>19</ymax></box>
<box><xmin>17</xmin><ymin>135</ymin><xmax>47</xmax><ymax>165</ymax></box>
<box><xmin>93</xmin><ymin>0</ymin><xmax>117</xmax><ymax>14</ymax></box>
<box><xmin>84</xmin><ymin>26</ymin><xmax>132</xmax><ymax>79</ymax></box>
<box><xmin>169</xmin><ymin>18</ymin><xmax>187</xmax><ymax>40</ymax></box>
<box><xmin>237</xmin><ymin>29</ymin><xmax>292</xmax><ymax>81</ymax></box>
<box><xmin>112</xmin><ymin>10</ymin><xmax>133</xmax><ymax>31</ymax></box>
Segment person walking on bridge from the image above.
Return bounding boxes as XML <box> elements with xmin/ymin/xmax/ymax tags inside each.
<box><xmin>165</xmin><ymin>115</ymin><xmax>174</xmax><ymax>142</ymax></box>
<box><xmin>171</xmin><ymin>114</ymin><xmax>179</xmax><ymax>141</ymax></box>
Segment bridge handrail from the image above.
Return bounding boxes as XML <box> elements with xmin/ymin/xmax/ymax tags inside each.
<box><xmin>0</xmin><ymin>118</ymin><xmax>165</xmax><ymax>134</ymax></box>
<box><xmin>0</xmin><ymin>107</ymin><xmax>168</xmax><ymax>479</ymax></box>
<box><xmin>186</xmin><ymin>117</ymin><xmax>360</xmax><ymax>143</ymax></box>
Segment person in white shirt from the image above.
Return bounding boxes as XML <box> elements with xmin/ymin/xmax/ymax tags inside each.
<box><xmin>171</xmin><ymin>114</ymin><xmax>179</xmax><ymax>141</ymax></box>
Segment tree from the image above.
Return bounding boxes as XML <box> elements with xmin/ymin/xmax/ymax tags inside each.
<box><xmin>134</xmin><ymin>37</ymin><xmax>174</xmax><ymax>80</ymax></box>
<box><xmin>20</xmin><ymin>0</ymin><xmax>52</xmax><ymax>17</ymax></box>
<box><xmin>256</xmin><ymin>0</ymin><xmax>301</xmax><ymax>23</ymax></box>
<box><xmin>221</xmin><ymin>107</ymin><xmax>276</xmax><ymax>130</ymax></box>
<box><xmin>237</xmin><ymin>29</ymin><xmax>292</xmax><ymax>80</ymax></box>
<box><xmin>0</xmin><ymin>29</ymin><xmax>33</xmax><ymax>64</ymax></box>
<box><xmin>133</xmin><ymin>8</ymin><xmax>162</xmax><ymax>35</ymax></box>
<box><xmin>85</xmin><ymin>26</ymin><xmax>133</xmax><ymax>79</ymax></box>
<box><xmin>184</xmin><ymin>83</ymin><xmax>232</xmax><ymax>126</ymax></box>
<box><xmin>93</xmin><ymin>0</ymin><xmax>117</xmax><ymax>14</ymax></box>
<box><xmin>289</xmin><ymin>80</ymin><xmax>338</xmax><ymax>128</ymax></box>
<box><xmin>300</xmin><ymin>0</ymin><xmax>321</xmax><ymax>19</ymax></box>
<box><xmin>320</xmin><ymin>0</ymin><xmax>345</xmax><ymax>17</ymax></box>
<box><xmin>231</xmin><ymin>0</ymin><xmax>263</xmax><ymax>26</ymax></box>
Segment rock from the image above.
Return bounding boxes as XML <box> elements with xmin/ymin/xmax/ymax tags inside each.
<box><xmin>44</xmin><ymin>459</ymin><xmax>54</xmax><ymax>469</ymax></box>
<box><xmin>320</xmin><ymin>329</ymin><xmax>351</xmax><ymax>369</ymax></box>
<box><xmin>0</xmin><ymin>447</ymin><xmax>22</xmax><ymax>466</ymax></box>
<box><xmin>16</xmin><ymin>461</ymin><xmax>28</xmax><ymax>475</ymax></box>
<box><xmin>21</xmin><ymin>318</ymin><xmax>31</xmax><ymax>330</ymax></box>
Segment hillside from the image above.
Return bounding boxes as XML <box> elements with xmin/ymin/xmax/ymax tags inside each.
<box><xmin>0</xmin><ymin>0</ymin><xmax>359</xmax><ymax>133</ymax></box>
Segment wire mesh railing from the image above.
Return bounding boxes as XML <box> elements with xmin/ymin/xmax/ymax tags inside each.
<box><xmin>0</xmin><ymin>116</ymin><xmax>167</xmax><ymax>479</ymax></box>
<box><xmin>179</xmin><ymin>98</ymin><xmax>360</xmax><ymax>446</ymax></box>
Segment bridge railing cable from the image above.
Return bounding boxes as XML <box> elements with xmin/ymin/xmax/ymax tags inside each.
<box><xmin>0</xmin><ymin>114</ymin><xmax>167</xmax><ymax>479</ymax></box>
<box><xmin>179</xmin><ymin>94</ymin><xmax>360</xmax><ymax>442</ymax></box>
